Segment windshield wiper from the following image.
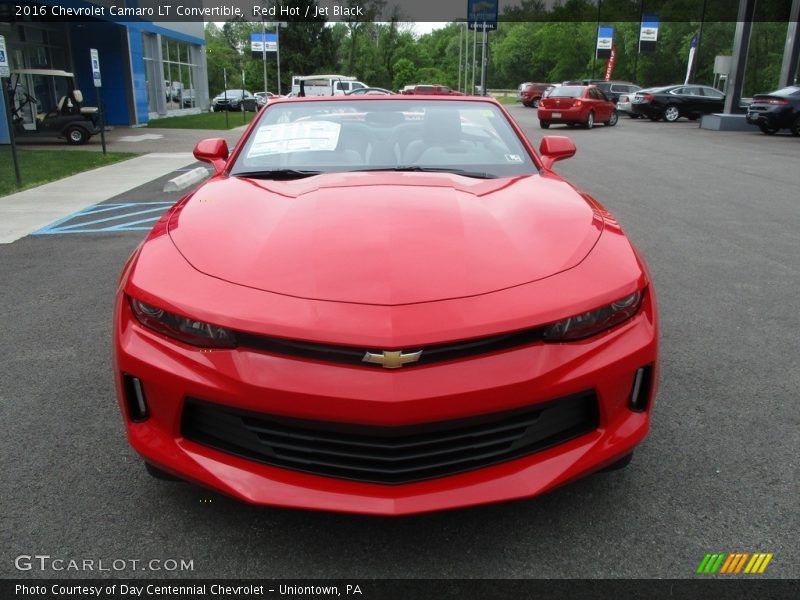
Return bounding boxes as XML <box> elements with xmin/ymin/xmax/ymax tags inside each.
<box><xmin>352</xmin><ymin>166</ymin><xmax>498</xmax><ymax>179</ymax></box>
<box><xmin>235</xmin><ymin>169</ymin><xmax>322</xmax><ymax>180</ymax></box>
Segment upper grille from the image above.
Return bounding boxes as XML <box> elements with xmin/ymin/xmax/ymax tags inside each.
<box><xmin>181</xmin><ymin>392</ymin><xmax>599</xmax><ymax>485</ymax></box>
<box><xmin>236</xmin><ymin>325</ymin><xmax>547</xmax><ymax>369</ymax></box>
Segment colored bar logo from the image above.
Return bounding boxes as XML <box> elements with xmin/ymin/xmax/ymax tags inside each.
<box><xmin>696</xmin><ymin>552</ymin><xmax>773</xmax><ymax>574</ymax></box>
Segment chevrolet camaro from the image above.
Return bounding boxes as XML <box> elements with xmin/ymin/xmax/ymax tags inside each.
<box><xmin>114</xmin><ymin>96</ymin><xmax>658</xmax><ymax>515</ymax></box>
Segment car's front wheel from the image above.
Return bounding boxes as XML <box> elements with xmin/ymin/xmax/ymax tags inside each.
<box><xmin>759</xmin><ymin>123</ymin><xmax>779</xmax><ymax>135</ymax></box>
<box><xmin>65</xmin><ymin>126</ymin><xmax>89</xmax><ymax>145</ymax></box>
<box><xmin>604</xmin><ymin>111</ymin><xmax>618</xmax><ymax>126</ymax></box>
<box><xmin>663</xmin><ymin>104</ymin><xmax>680</xmax><ymax>122</ymax></box>
<box><xmin>539</xmin><ymin>120</ymin><xmax>550</xmax><ymax>129</ymax></box>
<box><xmin>145</xmin><ymin>462</ymin><xmax>182</xmax><ymax>481</ymax></box>
<box><xmin>585</xmin><ymin>111</ymin><xmax>595</xmax><ymax>129</ymax></box>
<box><xmin>532</xmin><ymin>98</ymin><xmax>540</xmax><ymax>108</ymax></box>
<box><xmin>790</xmin><ymin>115</ymin><xmax>800</xmax><ymax>136</ymax></box>
<box><xmin>601</xmin><ymin>452</ymin><xmax>634</xmax><ymax>472</ymax></box>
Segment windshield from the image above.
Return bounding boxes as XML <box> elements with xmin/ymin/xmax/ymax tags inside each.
<box><xmin>230</xmin><ymin>99</ymin><xmax>537</xmax><ymax>179</ymax></box>
<box><xmin>548</xmin><ymin>86</ymin><xmax>584</xmax><ymax>98</ymax></box>
<box><xmin>767</xmin><ymin>86</ymin><xmax>800</xmax><ymax>97</ymax></box>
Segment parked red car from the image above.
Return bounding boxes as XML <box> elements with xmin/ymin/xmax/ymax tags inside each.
<box><xmin>538</xmin><ymin>85</ymin><xmax>618</xmax><ymax>129</ymax></box>
<box><xmin>518</xmin><ymin>82</ymin><xmax>552</xmax><ymax>108</ymax></box>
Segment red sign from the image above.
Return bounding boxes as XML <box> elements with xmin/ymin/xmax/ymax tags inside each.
<box><xmin>604</xmin><ymin>47</ymin><xmax>617</xmax><ymax>81</ymax></box>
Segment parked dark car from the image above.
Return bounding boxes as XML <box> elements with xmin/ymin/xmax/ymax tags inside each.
<box><xmin>746</xmin><ymin>85</ymin><xmax>800</xmax><ymax>135</ymax></box>
<box><xmin>563</xmin><ymin>80</ymin><xmax>641</xmax><ymax>104</ymax></box>
<box><xmin>212</xmin><ymin>90</ymin><xmax>258</xmax><ymax>112</ymax></box>
<box><xmin>345</xmin><ymin>87</ymin><xmax>394</xmax><ymax>95</ymax></box>
<box><xmin>538</xmin><ymin>85</ymin><xmax>618</xmax><ymax>129</ymax></box>
<box><xmin>518</xmin><ymin>82</ymin><xmax>552</xmax><ymax>108</ymax></box>
<box><xmin>631</xmin><ymin>85</ymin><xmax>725</xmax><ymax>122</ymax></box>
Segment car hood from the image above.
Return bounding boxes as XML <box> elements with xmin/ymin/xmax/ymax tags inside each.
<box><xmin>168</xmin><ymin>172</ymin><xmax>603</xmax><ymax>305</ymax></box>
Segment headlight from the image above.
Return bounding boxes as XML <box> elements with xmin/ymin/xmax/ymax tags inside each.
<box><xmin>542</xmin><ymin>291</ymin><xmax>643</xmax><ymax>341</ymax></box>
<box><xmin>129</xmin><ymin>298</ymin><xmax>237</xmax><ymax>348</ymax></box>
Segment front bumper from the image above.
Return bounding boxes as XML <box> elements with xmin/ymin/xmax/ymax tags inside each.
<box><xmin>114</xmin><ymin>290</ymin><xmax>658</xmax><ymax>515</ymax></box>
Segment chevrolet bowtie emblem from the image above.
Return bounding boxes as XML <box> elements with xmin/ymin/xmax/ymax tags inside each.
<box><xmin>362</xmin><ymin>349</ymin><xmax>423</xmax><ymax>369</ymax></box>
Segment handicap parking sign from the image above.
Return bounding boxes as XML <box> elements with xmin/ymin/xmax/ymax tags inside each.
<box><xmin>90</xmin><ymin>48</ymin><xmax>101</xmax><ymax>87</ymax></box>
<box><xmin>0</xmin><ymin>35</ymin><xmax>10</xmax><ymax>78</ymax></box>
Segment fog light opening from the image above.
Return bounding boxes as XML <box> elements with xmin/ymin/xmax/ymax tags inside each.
<box><xmin>123</xmin><ymin>374</ymin><xmax>149</xmax><ymax>421</ymax></box>
<box><xmin>629</xmin><ymin>365</ymin><xmax>653</xmax><ymax>412</ymax></box>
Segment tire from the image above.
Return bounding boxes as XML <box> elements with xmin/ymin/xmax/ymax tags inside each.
<box><xmin>539</xmin><ymin>120</ymin><xmax>550</xmax><ymax>129</ymax></box>
<box><xmin>585</xmin><ymin>111</ymin><xmax>594</xmax><ymax>129</ymax></box>
<box><xmin>604</xmin><ymin>110</ymin><xmax>618</xmax><ymax>126</ymax></box>
<box><xmin>663</xmin><ymin>104</ymin><xmax>680</xmax><ymax>122</ymax></box>
<box><xmin>601</xmin><ymin>452</ymin><xmax>634</xmax><ymax>472</ymax></box>
<box><xmin>791</xmin><ymin>114</ymin><xmax>800</xmax><ymax>137</ymax></box>
<box><xmin>65</xmin><ymin>126</ymin><xmax>89</xmax><ymax>145</ymax></box>
<box><xmin>759</xmin><ymin>123</ymin><xmax>779</xmax><ymax>135</ymax></box>
<box><xmin>145</xmin><ymin>462</ymin><xmax>182</xmax><ymax>481</ymax></box>
<box><xmin>532</xmin><ymin>98</ymin><xmax>540</xmax><ymax>108</ymax></box>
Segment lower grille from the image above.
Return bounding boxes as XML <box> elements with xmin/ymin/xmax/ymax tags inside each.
<box><xmin>181</xmin><ymin>392</ymin><xmax>599</xmax><ymax>485</ymax></box>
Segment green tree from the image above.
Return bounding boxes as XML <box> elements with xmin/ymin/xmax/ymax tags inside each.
<box><xmin>392</xmin><ymin>58</ymin><xmax>417</xmax><ymax>90</ymax></box>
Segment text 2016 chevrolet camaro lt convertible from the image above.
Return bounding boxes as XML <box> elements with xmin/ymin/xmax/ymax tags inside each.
<box><xmin>114</xmin><ymin>96</ymin><xmax>658</xmax><ymax>515</ymax></box>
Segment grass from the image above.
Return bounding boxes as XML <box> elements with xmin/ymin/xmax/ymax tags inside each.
<box><xmin>0</xmin><ymin>148</ymin><xmax>138</xmax><ymax>197</ymax></box>
<box><xmin>493</xmin><ymin>95</ymin><xmax>520</xmax><ymax>105</ymax></box>
<box><xmin>145</xmin><ymin>110</ymin><xmax>257</xmax><ymax>130</ymax></box>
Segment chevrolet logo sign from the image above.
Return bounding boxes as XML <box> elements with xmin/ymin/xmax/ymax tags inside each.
<box><xmin>362</xmin><ymin>350</ymin><xmax>423</xmax><ymax>369</ymax></box>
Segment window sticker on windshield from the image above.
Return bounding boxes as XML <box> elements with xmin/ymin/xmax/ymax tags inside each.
<box><xmin>249</xmin><ymin>121</ymin><xmax>341</xmax><ymax>157</ymax></box>
<box><xmin>505</xmin><ymin>154</ymin><xmax>523</xmax><ymax>163</ymax></box>
<box><xmin>481</xmin><ymin>109</ymin><xmax>495</xmax><ymax>117</ymax></box>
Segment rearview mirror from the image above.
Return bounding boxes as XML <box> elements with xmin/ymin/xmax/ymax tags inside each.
<box><xmin>539</xmin><ymin>136</ymin><xmax>576</xmax><ymax>171</ymax></box>
<box><xmin>193</xmin><ymin>138</ymin><xmax>229</xmax><ymax>174</ymax></box>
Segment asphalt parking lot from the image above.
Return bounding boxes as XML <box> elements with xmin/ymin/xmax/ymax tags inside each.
<box><xmin>1</xmin><ymin>108</ymin><xmax>798</xmax><ymax>580</ymax></box>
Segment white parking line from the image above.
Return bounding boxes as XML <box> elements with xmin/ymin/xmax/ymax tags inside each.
<box><xmin>0</xmin><ymin>153</ymin><xmax>194</xmax><ymax>244</ymax></box>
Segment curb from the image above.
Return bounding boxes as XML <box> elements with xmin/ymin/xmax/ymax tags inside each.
<box><xmin>163</xmin><ymin>167</ymin><xmax>209</xmax><ymax>192</ymax></box>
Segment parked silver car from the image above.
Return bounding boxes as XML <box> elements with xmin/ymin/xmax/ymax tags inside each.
<box><xmin>618</xmin><ymin>87</ymin><xmax>655</xmax><ymax>118</ymax></box>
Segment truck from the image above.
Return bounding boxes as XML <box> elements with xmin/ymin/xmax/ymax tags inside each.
<box><xmin>290</xmin><ymin>75</ymin><xmax>368</xmax><ymax>97</ymax></box>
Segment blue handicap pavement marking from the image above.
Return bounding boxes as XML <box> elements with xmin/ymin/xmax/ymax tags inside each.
<box><xmin>34</xmin><ymin>202</ymin><xmax>175</xmax><ymax>235</ymax></box>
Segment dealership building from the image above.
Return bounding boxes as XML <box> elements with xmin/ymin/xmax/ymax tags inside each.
<box><xmin>0</xmin><ymin>1</ymin><xmax>209</xmax><ymax>143</ymax></box>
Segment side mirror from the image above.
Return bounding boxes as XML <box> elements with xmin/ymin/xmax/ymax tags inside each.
<box><xmin>193</xmin><ymin>138</ymin><xmax>229</xmax><ymax>175</ymax></box>
<box><xmin>539</xmin><ymin>136</ymin><xmax>576</xmax><ymax>171</ymax></box>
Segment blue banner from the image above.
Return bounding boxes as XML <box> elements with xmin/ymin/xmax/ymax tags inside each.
<box><xmin>467</xmin><ymin>0</ymin><xmax>498</xmax><ymax>30</ymax></box>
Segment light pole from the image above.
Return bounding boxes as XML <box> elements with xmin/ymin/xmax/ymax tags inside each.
<box><xmin>455</xmin><ymin>19</ymin><xmax>469</xmax><ymax>93</ymax></box>
<box><xmin>261</xmin><ymin>16</ymin><xmax>268</xmax><ymax>96</ymax></box>
<box><xmin>471</xmin><ymin>22</ymin><xmax>477</xmax><ymax>94</ymax></box>
<box><xmin>458</xmin><ymin>22</ymin><xmax>463</xmax><ymax>92</ymax></box>
<box><xmin>480</xmin><ymin>22</ymin><xmax>488</xmax><ymax>96</ymax></box>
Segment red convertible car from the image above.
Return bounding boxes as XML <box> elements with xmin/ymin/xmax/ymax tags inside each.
<box><xmin>538</xmin><ymin>85</ymin><xmax>618</xmax><ymax>129</ymax></box>
<box><xmin>114</xmin><ymin>96</ymin><xmax>658</xmax><ymax>515</ymax></box>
